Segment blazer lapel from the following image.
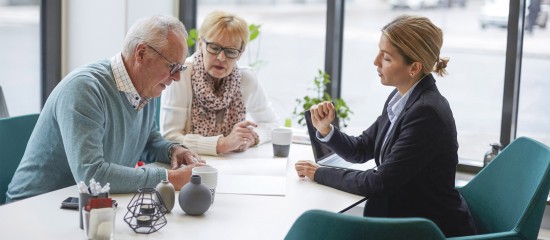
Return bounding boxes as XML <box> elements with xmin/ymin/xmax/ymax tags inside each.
<box><xmin>375</xmin><ymin>89</ymin><xmax>397</xmax><ymax>165</ymax></box>
<box><xmin>378</xmin><ymin>74</ymin><xmax>437</xmax><ymax>163</ymax></box>
<box><xmin>377</xmin><ymin>120</ymin><xmax>391</xmax><ymax>164</ymax></box>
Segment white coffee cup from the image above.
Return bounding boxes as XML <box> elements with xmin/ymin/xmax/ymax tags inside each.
<box><xmin>272</xmin><ymin>128</ymin><xmax>292</xmax><ymax>157</ymax></box>
<box><xmin>192</xmin><ymin>166</ymin><xmax>218</xmax><ymax>204</ymax></box>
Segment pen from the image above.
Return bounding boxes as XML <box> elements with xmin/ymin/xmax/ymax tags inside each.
<box><xmin>100</xmin><ymin>183</ymin><xmax>110</xmax><ymax>193</ymax></box>
<box><xmin>77</xmin><ymin>181</ymin><xmax>88</xmax><ymax>194</ymax></box>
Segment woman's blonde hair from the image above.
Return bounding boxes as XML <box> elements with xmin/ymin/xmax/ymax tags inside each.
<box><xmin>382</xmin><ymin>15</ymin><xmax>449</xmax><ymax>77</ymax></box>
<box><xmin>199</xmin><ymin>11</ymin><xmax>249</xmax><ymax>50</ymax></box>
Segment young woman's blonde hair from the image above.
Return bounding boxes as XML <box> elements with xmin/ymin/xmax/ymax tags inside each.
<box><xmin>382</xmin><ymin>15</ymin><xmax>449</xmax><ymax>77</ymax></box>
<box><xmin>199</xmin><ymin>11</ymin><xmax>249</xmax><ymax>50</ymax></box>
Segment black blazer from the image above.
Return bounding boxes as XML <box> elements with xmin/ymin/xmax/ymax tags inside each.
<box><xmin>314</xmin><ymin>74</ymin><xmax>477</xmax><ymax>237</ymax></box>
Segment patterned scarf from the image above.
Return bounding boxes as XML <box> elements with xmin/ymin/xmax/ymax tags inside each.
<box><xmin>191</xmin><ymin>49</ymin><xmax>246</xmax><ymax>137</ymax></box>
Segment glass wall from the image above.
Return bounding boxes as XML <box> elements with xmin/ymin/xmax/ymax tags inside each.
<box><xmin>197</xmin><ymin>0</ymin><xmax>328</xmax><ymax>127</ymax></box>
<box><xmin>342</xmin><ymin>0</ymin><xmax>510</xmax><ymax>165</ymax></box>
<box><xmin>5</xmin><ymin>0</ymin><xmax>548</xmax><ymax>165</ymax></box>
<box><xmin>517</xmin><ymin>0</ymin><xmax>550</xmax><ymax>147</ymax></box>
<box><xmin>0</xmin><ymin>0</ymin><xmax>40</xmax><ymax>117</ymax></box>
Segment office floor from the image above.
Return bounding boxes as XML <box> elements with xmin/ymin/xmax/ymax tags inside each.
<box><xmin>540</xmin><ymin>229</ymin><xmax>550</xmax><ymax>240</ymax></box>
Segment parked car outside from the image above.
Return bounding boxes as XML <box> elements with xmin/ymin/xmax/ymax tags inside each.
<box><xmin>479</xmin><ymin>0</ymin><xmax>508</xmax><ymax>29</ymax></box>
<box><xmin>439</xmin><ymin>0</ymin><xmax>467</xmax><ymax>8</ymax></box>
<box><xmin>389</xmin><ymin>0</ymin><xmax>440</xmax><ymax>9</ymax></box>
<box><xmin>479</xmin><ymin>0</ymin><xmax>549</xmax><ymax>29</ymax></box>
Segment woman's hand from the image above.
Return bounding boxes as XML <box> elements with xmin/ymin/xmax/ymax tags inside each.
<box><xmin>295</xmin><ymin>160</ymin><xmax>320</xmax><ymax>180</ymax></box>
<box><xmin>217</xmin><ymin>120</ymin><xmax>259</xmax><ymax>154</ymax></box>
<box><xmin>310</xmin><ymin>101</ymin><xmax>335</xmax><ymax>137</ymax></box>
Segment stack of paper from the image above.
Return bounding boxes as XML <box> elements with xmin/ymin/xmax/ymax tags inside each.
<box><xmin>207</xmin><ymin>158</ymin><xmax>287</xmax><ymax>196</ymax></box>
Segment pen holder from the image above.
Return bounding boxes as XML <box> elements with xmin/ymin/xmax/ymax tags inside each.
<box><xmin>123</xmin><ymin>188</ymin><xmax>168</xmax><ymax>234</ymax></box>
<box><xmin>79</xmin><ymin>193</ymin><xmax>91</xmax><ymax>229</ymax></box>
<box><xmin>83</xmin><ymin>207</ymin><xmax>116</xmax><ymax>240</ymax></box>
<box><xmin>79</xmin><ymin>192</ymin><xmax>108</xmax><ymax>229</ymax></box>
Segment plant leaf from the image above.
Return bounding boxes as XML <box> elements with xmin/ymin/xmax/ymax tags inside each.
<box><xmin>293</xmin><ymin>69</ymin><xmax>353</xmax><ymax>127</ymax></box>
<box><xmin>249</xmin><ymin>24</ymin><xmax>261</xmax><ymax>42</ymax></box>
<box><xmin>187</xmin><ymin>28</ymin><xmax>198</xmax><ymax>48</ymax></box>
<box><xmin>249</xmin><ymin>59</ymin><xmax>268</xmax><ymax>70</ymax></box>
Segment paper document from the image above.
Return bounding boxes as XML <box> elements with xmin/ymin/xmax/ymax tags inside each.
<box><xmin>205</xmin><ymin>157</ymin><xmax>288</xmax><ymax>196</ymax></box>
<box><xmin>207</xmin><ymin>158</ymin><xmax>287</xmax><ymax>177</ymax></box>
<box><xmin>216</xmin><ymin>175</ymin><xmax>286</xmax><ymax>196</ymax></box>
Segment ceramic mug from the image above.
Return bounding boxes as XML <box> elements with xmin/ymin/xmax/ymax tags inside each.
<box><xmin>191</xmin><ymin>166</ymin><xmax>218</xmax><ymax>204</ymax></box>
<box><xmin>272</xmin><ymin>128</ymin><xmax>292</xmax><ymax>157</ymax></box>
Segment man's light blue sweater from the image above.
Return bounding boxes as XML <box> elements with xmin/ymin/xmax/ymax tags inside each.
<box><xmin>7</xmin><ymin>59</ymin><xmax>172</xmax><ymax>201</ymax></box>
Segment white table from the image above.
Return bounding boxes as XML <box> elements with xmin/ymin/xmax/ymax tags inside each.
<box><xmin>0</xmin><ymin>143</ymin><xmax>367</xmax><ymax>240</ymax></box>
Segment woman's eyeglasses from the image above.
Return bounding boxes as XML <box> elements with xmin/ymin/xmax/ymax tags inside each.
<box><xmin>202</xmin><ymin>39</ymin><xmax>242</xmax><ymax>59</ymax></box>
<box><xmin>147</xmin><ymin>45</ymin><xmax>186</xmax><ymax>76</ymax></box>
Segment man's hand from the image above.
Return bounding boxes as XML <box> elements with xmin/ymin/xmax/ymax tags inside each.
<box><xmin>170</xmin><ymin>145</ymin><xmax>205</xmax><ymax>170</ymax></box>
<box><xmin>167</xmin><ymin>163</ymin><xmax>203</xmax><ymax>190</ymax></box>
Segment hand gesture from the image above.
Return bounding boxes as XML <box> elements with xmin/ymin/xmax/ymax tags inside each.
<box><xmin>309</xmin><ymin>101</ymin><xmax>335</xmax><ymax>137</ymax></box>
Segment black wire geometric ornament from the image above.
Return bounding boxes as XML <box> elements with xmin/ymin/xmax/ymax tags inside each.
<box><xmin>124</xmin><ymin>188</ymin><xmax>168</xmax><ymax>234</ymax></box>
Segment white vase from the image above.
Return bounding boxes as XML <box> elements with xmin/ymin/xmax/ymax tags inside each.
<box><xmin>155</xmin><ymin>179</ymin><xmax>175</xmax><ymax>212</ymax></box>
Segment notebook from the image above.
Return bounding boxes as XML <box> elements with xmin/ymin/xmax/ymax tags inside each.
<box><xmin>304</xmin><ymin>110</ymin><xmax>355</xmax><ymax>169</ymax></box>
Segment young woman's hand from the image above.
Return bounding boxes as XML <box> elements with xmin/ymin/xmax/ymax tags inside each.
<box><xmin>309</xmin><ymin>101</ymin><xmax>335</xmax><ymax>137</ymax></box>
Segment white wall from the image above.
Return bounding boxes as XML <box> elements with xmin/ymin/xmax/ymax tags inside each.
<box><xmin>63</xmin><ymin>0</ymin><xmax>175</xmax><ymax>75</ymax></box>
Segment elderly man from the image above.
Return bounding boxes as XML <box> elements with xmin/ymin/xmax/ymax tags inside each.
<box><xmin>7</xmin><ymin>15</ymin><xmax>202</xmax><ymax>202</ymax></box>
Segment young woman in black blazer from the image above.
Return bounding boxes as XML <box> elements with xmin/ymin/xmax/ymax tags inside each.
<box><xmin>295</xmin><ymin>15</ymin><xmax>477</xmax><ymax>237</ymax></box>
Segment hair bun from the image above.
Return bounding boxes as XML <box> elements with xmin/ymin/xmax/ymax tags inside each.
<box><xmin>437</xmin><ymin>57</ymin><xmax>449</xmax><ymax>69</ymax></box>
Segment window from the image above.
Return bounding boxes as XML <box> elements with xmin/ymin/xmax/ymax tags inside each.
<box><xmin>0</xmin><ymin>1</ymin><xmax>40</xmax><ymax>116</ymax></box>
<box><xmin>517</xmin><ymin>0</ymin><xmax>550</xmax><ymax>147</ymax></box>
<box><xmin>342</xmin><ymin>0</ymin><xmax>509</xmax><ymax>165</ymax></box>
<box><xmin>197</xmin><ymin>1</ymin><xmax>328</xmax><ymax>127</ymax></box>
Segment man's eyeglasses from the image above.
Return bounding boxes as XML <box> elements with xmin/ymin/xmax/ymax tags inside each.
<box><xmin>202</xmin><ymin>39</ymin><xmax>242</xmax><ymax>59</ymax></box>
<box><xmin>146</xmin><ymin>45</ymin><xmax>186</xmax><ymax>76</ymax></box>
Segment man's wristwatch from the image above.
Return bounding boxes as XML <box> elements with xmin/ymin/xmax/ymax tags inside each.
<box><xmin>168</xmin><ymin>143</ymin><xmax>186</xmax><ymax>158</ymax></box>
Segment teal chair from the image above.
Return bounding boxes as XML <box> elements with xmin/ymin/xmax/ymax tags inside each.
<box><xmin>0</xmin><ymin>113</ymin><xmax>40</xmax><ymax>204</ymax></box>
<box><xmin>285</xmin><ymin>137</ymin><xmax>550</xmax><ymax>240</ymax></box>
<box><xmin>285</xmin><ymin>209</ymin><xmax>446</xmax><ymax>240</ymax></box>
<box><xmin>452</xmin><ymin>136</ymin><xmax>550</xmax><ymax>240</ymax></box>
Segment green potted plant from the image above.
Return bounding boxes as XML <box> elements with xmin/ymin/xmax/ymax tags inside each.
<box><xmin>293</xmin><ymin>69</ymin><xmax>352</xmax><ymax>128</ymax></box>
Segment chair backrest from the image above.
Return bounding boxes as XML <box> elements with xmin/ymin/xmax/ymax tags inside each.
<box><xmin>0</xmin><ymin>86</ymin><xmax>9</xmax><ymax>118</ymax></box>
<box><xmin>457</xmin><ymin>137</ymin><xmax>550</xmax><ymax>239</ymax></box>
<box><xmin>284</xmin><ymin>209</ymin><xmax>446</xmax><ymax>240</ymax></box>
<box><xmin>0</xmin><ymin>113</ymin><xmax>39</xmax><ymax>204</ymax></box>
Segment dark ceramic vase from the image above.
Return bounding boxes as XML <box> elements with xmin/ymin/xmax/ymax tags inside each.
<box><xmin>178</xmin><ymin>175</ymin><xmax>212</xmax><ymax>215</ymax></box>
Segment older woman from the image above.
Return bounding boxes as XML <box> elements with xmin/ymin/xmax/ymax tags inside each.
<box><xmin>161</xmin><ymin>11</ymin><xmax>279</xmax><ymax>156</ymax></box>
<box><xmin>295</xmin><ymin>15</ymin><xmax>477</xmax><ymax>237</ymax></box>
